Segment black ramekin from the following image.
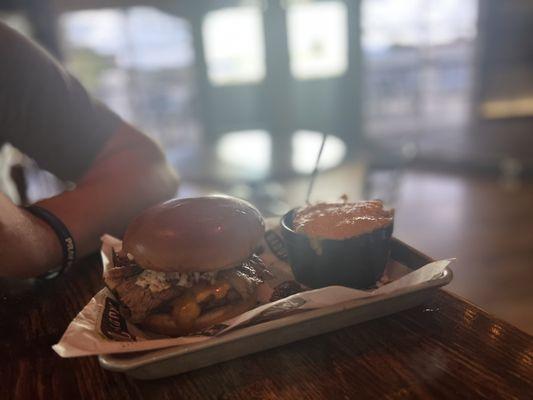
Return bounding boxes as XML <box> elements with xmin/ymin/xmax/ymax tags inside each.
<box><xmin>280</xmin><ymin>208</ymin><xmax>393</xmax><ymax>289</ymax></box>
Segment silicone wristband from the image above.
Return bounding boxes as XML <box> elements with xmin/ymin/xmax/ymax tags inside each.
<box><xmin>25</xmin><ymin>205</ymin><xmax>76</xmax><ymax>279</ymax></box>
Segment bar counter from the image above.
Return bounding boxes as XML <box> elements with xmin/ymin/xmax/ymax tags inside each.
<box><xmin>1</xmin><ymin>251</ymin><xmax>531</xmax><ymax>399</ymax></box>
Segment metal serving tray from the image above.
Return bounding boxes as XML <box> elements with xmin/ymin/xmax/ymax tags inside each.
<box><xmin>99</xmin><ymin>238</ymin><xmax>452</xmax><ymax>379</ymax></box>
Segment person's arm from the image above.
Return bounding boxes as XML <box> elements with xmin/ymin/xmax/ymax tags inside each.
<box><xmin>0</xmin><ymin>124</ymin><xmax>178</xmax><ymax>278</ymax></box>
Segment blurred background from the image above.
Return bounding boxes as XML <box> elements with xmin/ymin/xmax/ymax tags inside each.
<box><xmin>1</xmin><ymin>0</ymin><xmax>532</xmax><ymax>334</ymax></box>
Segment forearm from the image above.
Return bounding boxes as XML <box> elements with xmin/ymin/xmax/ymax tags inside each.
<box><xmin>0</xmin><ymin>124</ymin><xmax>178</xmax><ymax>278</ymax></box>
<box><xmin>37</xmin><ymin>124</ymin><xmax>178</xmax><ymax>259</ymax></box>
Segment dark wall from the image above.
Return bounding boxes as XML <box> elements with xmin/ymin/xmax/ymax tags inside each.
<box><xmin>473</xmin><ymin>0</ymin><xmax>533</xmax><ymax>164</ymax></box>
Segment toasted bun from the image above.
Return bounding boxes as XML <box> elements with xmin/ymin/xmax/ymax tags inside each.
<box><xmin>123</xmin><ymin>195</ymin><xmax>265</xmax><ymax>273</ymax></box>
<box><xmin>140</xmin><ymin>293</ymin><xmax>258</xmax><ymax>337</ymax></box>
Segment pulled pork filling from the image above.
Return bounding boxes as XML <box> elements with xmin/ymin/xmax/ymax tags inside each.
<box><xmin>104</xmin><ymin>251</ymin><xmax>266</xmax><ymax>323</ymax></box>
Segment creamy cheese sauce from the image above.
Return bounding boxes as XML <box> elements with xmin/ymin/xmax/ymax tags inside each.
<box><xmin>293</xmin><ymin>200</ymin><xmax>393</xmax><ymax>240</ymax></box>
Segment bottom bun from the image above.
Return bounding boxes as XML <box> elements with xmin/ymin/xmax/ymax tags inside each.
<box><xmin>140</xmin><ymin>293</ymin><xmax>258</xmax><ymax>337</ymax></box>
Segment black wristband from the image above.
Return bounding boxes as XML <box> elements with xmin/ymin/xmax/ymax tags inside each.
<box><xmin>25</xmin><ymin>205</ymin><xmax>76</xmax><ymax>279</ymax></box>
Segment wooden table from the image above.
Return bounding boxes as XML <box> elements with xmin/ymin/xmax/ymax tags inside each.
<box><xmin>1</xmin><ymin>254</ymin><xmax>531</xmax><ymax>400</ymax></box>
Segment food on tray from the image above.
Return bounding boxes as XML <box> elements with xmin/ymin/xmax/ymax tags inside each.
<box><xmin>281</xmin><ymin>200</ymin><xmax>394</xmax><ymax>289</ymax></box>
<box><xmin>293</xmin><ymin>200</ymin><xmax>394</xmax><ymax>240</ymax></box>
<box><xmin>269</xmin><ymin>280</ymin><xmax>303</xmax><ymax>302</ymax></box>
<box><xmin>104</xmin><ymin>195</ymin><xmax>268</xmax><ymax>337</ymax></box>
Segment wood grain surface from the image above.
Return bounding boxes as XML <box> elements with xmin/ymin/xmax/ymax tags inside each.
<box><xmin>1</xmin><ymin>252</ymin><xmax>531</xmax><ymax>399</ymax></box>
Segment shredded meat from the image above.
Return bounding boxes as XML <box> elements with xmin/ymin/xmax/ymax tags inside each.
<box><xmin>105</xmin><ymin>264</ymin><xmax>143</xmax><ymax>281</ymax></box>
<box><xmin>104</xmin><ymin>252</ymin><xmax>183</xmax><ymax>322</ymax></box>
<box><xmin>105</xmin><ymin>269</ymin><xmax>144</xmax><ymax>291</ymax></box>
<box><xmin>238</xmin><ymin>254</ymin><xmax>272</xmax><ymax>281</ymax></box>
<box><xmin>113</xmin><ymin>278</ymin><xmax>185</xmax><ymax>322</ymax></box>
<box><xmin>270</xmin><ymin>280</ymin><xmax>303</xmax><ymax>302</ymax></box>
<box><xmin>113</xmin><ymin>250</ymin><xmax>139</xmax><ymax>269</ymax></box>
<box><xmin>218</xmin><ymin>262</ymin><xmax>263</xmax><ymax>301</ymax></box>
<box><xmin>104</xmin><ymin>252</ymin><xmax>268</xmax><ymax>323</ymax></box>
<box><xmin>104</xmin><ymin>251</ymin><xmax>143</xmax><ymax>290</ymax></box>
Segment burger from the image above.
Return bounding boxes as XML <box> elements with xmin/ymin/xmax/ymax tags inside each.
<box><xmin>103</xmin><ymin>195</ymin><xmax>267</xmax><ymax>337</ymax></box>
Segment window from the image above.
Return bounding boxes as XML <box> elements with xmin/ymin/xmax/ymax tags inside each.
<box><xmin>287</xmin><ymin>1</ymin><xmax>348</xmax><ymax>80</ymax></box>
<box><xmin>292</xmin><ymin>131</ymin><xmax>346</xmax><ymax>174</ymax></box>
<box><xmin>216</xmin><ymin>130</ymin><xmax>271</xmax><ymax>179</ymax></box>
<box><xmin>362</xmin><ymin>0</ymin><xmax>477</xmax><ymax>50</ymax></box>
<box><xmin>203</xmin><ymin>6</ymin><xmax>266</xmax><ymax>85</ymax></box>
<box><xmin>61</xmin><ymin>7</ymin><xmax>198</xmax><ymax>157</ymax></box>
<box><xmin>362</xmin><ymin>0</ymin><xmax>478</xmax><ymax>137</ymax></box>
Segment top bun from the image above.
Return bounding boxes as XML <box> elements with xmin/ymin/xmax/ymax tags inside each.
<box><xmin>122</xmin><ymin>195</ymin><xmax>265</xmax><ymax>272</ymax></box>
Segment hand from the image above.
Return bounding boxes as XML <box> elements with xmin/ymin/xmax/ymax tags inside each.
<box><xmin>0</xmin><ymin>193</ymin><xmax>62</xmax><ymax>277</ymax></box>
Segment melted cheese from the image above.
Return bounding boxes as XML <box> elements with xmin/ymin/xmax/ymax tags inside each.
<box><xmin>167</xmin><ymin>280</ymin><xmax>232</xmax><ymax>328</ymax></box>
<box><xmin>171</xmin><ymin>294</ymin><xmax>201</xmax><ymax>327</ymax></box>
<box><xmin>193</xmin><ymin>281</ymin><xmax>231</xmax><ymax>303</ymax></box>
